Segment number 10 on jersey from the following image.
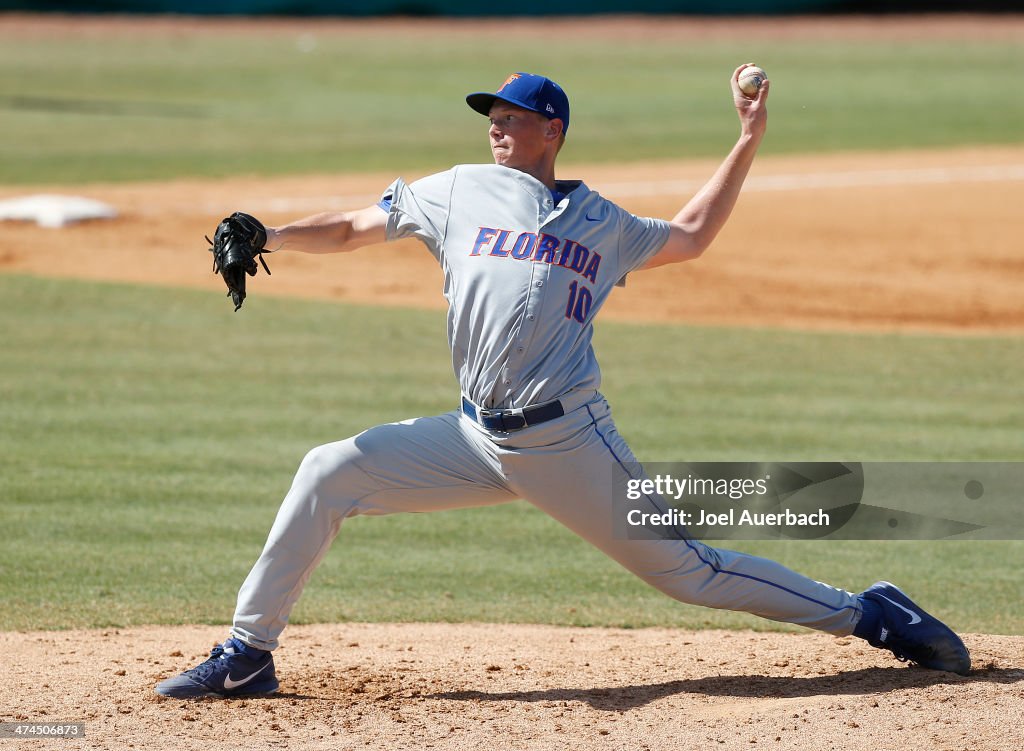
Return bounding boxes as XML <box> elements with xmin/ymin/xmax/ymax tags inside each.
<box><xmin>565</xmin><ymin>281</ymin><xmax>593</xmax><ymax>324</ymax></box>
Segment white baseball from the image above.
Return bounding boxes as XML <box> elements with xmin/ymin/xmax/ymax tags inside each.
<box><xmin>737</xmin><ymin>66</ymin><xmax>767</xmax><ymax>97</ymax></box>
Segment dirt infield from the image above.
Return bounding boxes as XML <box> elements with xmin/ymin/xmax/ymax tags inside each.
<box><xmin>3</xmin><ymin>624</ymin><xmax>1022</xmax><ymax>751</ymax></box>
<box><xmin>2</xmin><ymin>145</ymin><xmax>1023</xmax><ymax>334</ymax></box>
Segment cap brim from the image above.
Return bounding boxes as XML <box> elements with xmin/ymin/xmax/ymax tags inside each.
<box><xmin>466</xmin><ymin>92</ymin><xmax>499</xmax><ymax>117</ymax></box>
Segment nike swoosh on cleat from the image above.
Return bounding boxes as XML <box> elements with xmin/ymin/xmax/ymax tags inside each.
<box><xmin>222</xmin><ymin>662</ymin><xmax>271</xmax><ymax>691</ymax></box>
<box><xmin>876</xmin><ymin>594</ymin><xmax>923</xmax><ymax>625</ymax></box>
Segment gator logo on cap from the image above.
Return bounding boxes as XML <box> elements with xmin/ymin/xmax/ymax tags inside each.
<box><xmin>498</xmin><ymin>73</ymin><xmax>521</xmax><ymax>92</ymax></box>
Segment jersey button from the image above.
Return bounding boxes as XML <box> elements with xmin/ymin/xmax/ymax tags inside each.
<box><xmin>527</xmin><ymin>314</ymin><xmax>535</xmax><ymax>321</ymax></box>
<box><xmin>536</xmin><ymin>281</ymin><xmax>544</xmax><ymax>287</ymax></box>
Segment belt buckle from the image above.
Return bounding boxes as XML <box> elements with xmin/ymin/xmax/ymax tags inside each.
<box><xmin>478</xmin><ymin>406</ymin><xmax>526</xmax><ymax>432</ymax></box>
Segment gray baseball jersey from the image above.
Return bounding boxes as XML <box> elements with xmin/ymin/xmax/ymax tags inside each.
<box><xmin>230</xmin><ymin>164</ymin><xmax>863</xmax><ymax>652</ymax></box>
<box><xmin>382</xmin><ymin>164</ymin><xmax>668</xmax><ymax>410</ymax></box>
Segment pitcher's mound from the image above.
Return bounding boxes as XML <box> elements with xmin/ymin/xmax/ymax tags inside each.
<box><xmin>3</xmin><ymin>623</ymin><xmax>1021</xmax><ymax>750</ymax></box>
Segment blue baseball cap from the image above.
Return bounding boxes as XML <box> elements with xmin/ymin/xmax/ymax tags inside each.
<box><xmin>466</xmin><ymin>72</ymin><xmax>570</xmax><ymax>135</ymax></box>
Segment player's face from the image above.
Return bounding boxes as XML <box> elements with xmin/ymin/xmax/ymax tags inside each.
<box><xmin>487</xmin><ymin>102</ymin><xmax>553</xmax><ymax>170</ymax></box>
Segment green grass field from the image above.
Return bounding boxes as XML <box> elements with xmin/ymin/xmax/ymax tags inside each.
<box><xmin>1</xmin><ymin>275</ymin><xmax>1021</xmax><ymax>634</ymax></box>
<box><xmin>1</xmin><ymin>25</ymin><xmax>1022</xmax><ymax>183</ymax></box>
<box><xmin>1</xmin><ymin>18</ymin><xmax>1021</xmax><ymax>637</ymax></box>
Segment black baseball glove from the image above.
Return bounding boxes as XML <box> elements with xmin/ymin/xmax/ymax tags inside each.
<box><xmin>207</xmin><ymin>211</ymin><xmax>271</xmax><ymax>311</ymax></box>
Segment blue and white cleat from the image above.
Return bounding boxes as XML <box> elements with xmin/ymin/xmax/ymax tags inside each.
<box><xmin>155</xmin><ymin>637</ymin><xmax>279</xmax><ymax>698</ymax></box>
<box><xmin>860</xmin><ymin>581</ymin><xmax>971</xmax><ymax>676</ymax></box>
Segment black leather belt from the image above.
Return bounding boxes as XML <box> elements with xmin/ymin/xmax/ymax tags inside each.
<box><xmin>461</xmin><ymin>396</ymin><xmax>565</xmax><ymax>432</ymax></box>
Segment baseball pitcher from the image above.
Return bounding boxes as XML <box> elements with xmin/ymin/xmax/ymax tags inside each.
<box><xmin>159</xmin><ymin>66</ymin><xmax>969</xmax><ymax>698</ymax></box>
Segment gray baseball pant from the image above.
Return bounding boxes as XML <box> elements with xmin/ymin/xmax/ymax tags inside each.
<box><xmin>232</xmin><ymin>393</ymin><xmax>862</xmax><ymax>651</ymax></box>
